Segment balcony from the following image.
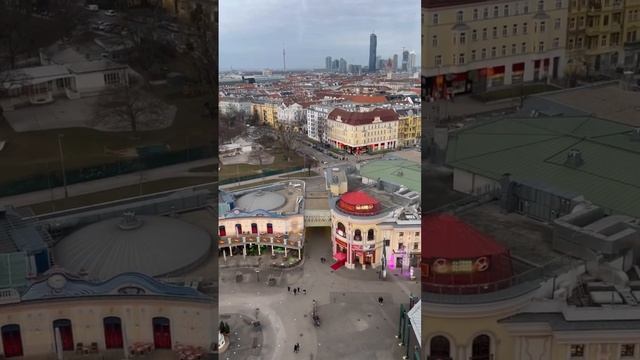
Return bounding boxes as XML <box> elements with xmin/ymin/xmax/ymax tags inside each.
<box><xmin>218</xmin><ymin>232</ymin><xmax>303</xmax><ymax>249</ymax></box>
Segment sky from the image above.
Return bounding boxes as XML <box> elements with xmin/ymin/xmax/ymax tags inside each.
<box><xmin>219</xmin><ymin>0</ymin><xmax>421</xmax><ymax>71</ymax></box>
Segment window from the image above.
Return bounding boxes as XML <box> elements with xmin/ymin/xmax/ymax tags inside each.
<box><xmin>104</xmin><ymin>72</ymin><xmax>121</xmax><ymax>85</ymax></box>
<box><xmin>540</xmin><ymin>21</ymin><xmax>546</xmax><ymax>32</ymax></box>
<box><xmin>483</xmin><ymin>7</ymin><xmax>489</xmax><ymax>19</ymax></box>
<box><xmin>501</xmin><ymin>45</ymin><xmax>506</xmax><ymax>55</ymax></box>
<box><xmin>524</xmin><ymin>3</ymin><xmax>529</xmax><ymax>13</ymax></box>
<box><xmin>492</xmin><ymin>26</ymin><xmax>498</xmax><ymax>38</ymax></box>
<box><xmin>460</xmin><ymin>32</ymin><xmax>466</xmax><ymax>44</ymax></box>
<box><xmin>556</xmin><ymin>0</ymin><xmax>562</xmax><ymax>8</ymax></box>
<box><xmin>481</xmin><ymin>48</ymin><xmax>487</xmax><ymax>59</ymax></box>
<box><xmin>523</xmin><ymin>22</ymin><xmax>528</xmax><ymax>34</ymax></box>
<box><xmin>504</xmin><ymin>4</ymin><xmax>509</xmax><ymax>16</ymax></box>
<box><xmin>515</xmin><ymin>3</ymin><xmax>520</xmax><ymax>14</ymax></box>
<box><xmin>456</xmin><ymin>10</ymin><xmax>464</xmax><ymax>23</ymax></box>
<box><xmin>601</xmin><ymin>35</ymin><xmax>607</xmax><ymax>46</ymax></box>
<box><xmin>538</xmin><ymin>0</ymin><xmax>545</xmax><ymax>11</ymax></box>
<box><xmin>471</xmin><ymin>49</ymin><xmax>477</xmax><ymax>61</ymax></box>
<box><xmin>453</xmin><ymin>54</ymin><xmax>457</xmax><ymax>64</ymax></box>
<box><xmin>512</xmin><ymin>43</ymin><xmax>517</xmax><ymax>54</ymax></box>
<box><xmin>568</xmin><ymin>38</ymin><xmax>574</xmax><ymax>49</ymax></box>
<box><xmin>570</xmin><ymin>344</ymin><xmax>585</xmax><ymax>358</ymax></box>
<box><xmin>603</xmin><ymin>15</ymin><xmax>609</xmax><ymax>26</ymax></box>
<box><xmin>459</xmin><ymin>53</ymin><xmax>465</xmax><ymax>64</ymax></box>
<box><xmin>491</xmin><ymin>46</ymin><xmax>496</xmax><ymax>57</ymax></box>
<box><xmin>432</xmin><ymin>35</ymin><xmax>438</xmax><ymax>47</ymax></box>
<box><xmin>522</xmin><ymin>42</ymin><xmax>527</xmax><ymax>53</ymax></box>
<box><xmin>413</xmin><ymin>242</ymin><xmax>419</xmax><ymax>250</ymax></box>
<box><xmin>621</xmin><ymin>344</ymin><xmax>635</xmax><ymax>358</ymax></box>
<box><xmin>435</xmin><ymin>55</ymin><xmax>442</xmax><ymax>66</ymax></box>
<box><xmin>570</xmin><ymin>17</ymin><xmax>576</xmax><ymax>28</ymax></box>
<box><xmin>493</xmin><ymin>6</ymin><xmax>499</xmax><ymax>17</ymax></box>
<box><xmin>452</xmin><ymin>34</ymin><xmax>457</xmax><ymax>45</ymax></box>
<box><xmin>576</xmin><ymin>36</ymin><xmax>583</xmax><ymax>48</ymax></box>
<box><xmin>473</xmin><ymin>8</ymin><xmax>479</xmax><ymax>20</ymax></box>
<box><xmin>433</xmin><ymin>13</ymin><xmax>439</xmax><ymax>25</ymax></box>
<box><xmin>579</xmin><ymin>16</ymin><xmax>585</xmax><ymax>27</ymax></box>
<box><xmin>503</xmin><ymin>25</ymin><xmax>508</xmax><ymax>37</ymax></box>
<box><xmin>472</xmin><ymin>29</ymin><xmax>478</xmax><ymax>41</ymax></box>
<box><xmin>555</xmin><ymin>18</ymin><xmax>561</xmax><ymax>29</ymax></box>
<box><xmin>553</xmin><ymin>37</ymin><xmax>560</xmax><ymax>48</ymax></box>
<box><xmin>539</xmin><ymin>41</ymin><xmax>545</xmax><ymax>52</ymax></box>
<box><xmin>482</xmin><ymin>28</ymin><xmax>488</xmax><ymax>40</ymax></box>
<box><xmin>513</xmin><ymin>24</ymin><xmax>518</xmax><ymax>35</ymax></box>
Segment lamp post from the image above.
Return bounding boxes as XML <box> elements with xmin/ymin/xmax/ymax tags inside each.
<box><xmin>57</xmin><ymin>134</ymin><xmax>68</xmax><ymax>199</ymax></box>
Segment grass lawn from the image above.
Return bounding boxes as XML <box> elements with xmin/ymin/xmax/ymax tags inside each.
<box><xmin>219</xmin><ymin>149</ymin><xmax>305</xmax><ymax>181</ymax></box>
<box><xmin>0</xmin><ymin>87</ymin><xmax>216</xmax><ymax>185</ymax></box>
<box><xmin>29</xmin><ymin>176</ymin><xmax>215</xmax><ymax>215</ymax></box>
<box><xmin>473</xmin><ymin>83</ymin><xmax>560</xmax><ymax>102</ymax></box>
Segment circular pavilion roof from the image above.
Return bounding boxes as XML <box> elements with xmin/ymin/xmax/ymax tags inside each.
<box><xmin>336</xmin><ymin>191</ymin><xmax>381</xmax><ymax>216</ymax></box>
<box><xmin>236</xmin><ymin>190</ymin><xmax>285</xmax><ymax>212</ymax></box>
<box><xmin>53</xmin><ymin>215</ymin><xmax>211</xmax><ymax>280</ymax></box>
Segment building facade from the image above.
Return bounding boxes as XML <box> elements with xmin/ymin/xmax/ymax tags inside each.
<box><xmin>369</xmin><ymin>33</ymin><xmax>378</xmax><ymax>72</ymax></box>
<box><xmin>306</xmin><ymin>104</ymin><xmax>333</xmax><ymax>143</ymax></box>
<box><xmin>624</xmin><ymin>0</ymin><xmax>640</xmax><ymax>70</ymax></box>
<box><xmin>397</xmin><ymin>108</ymin><xmax>422</xmax><ymax>147</ymax></box>
<box><xmin>422</xmin><ymin>0</ymin><xmax>568</xmax><ymax>98</ymax></box>
<box><xmin>252</xmin><ymin>102</ymin><xmax>279</xmax><ymax>127</ymax></box>
<box><xmin>326</xmin><ymin>108</ymin><xmax>399</xmax><ymax>154</ymax></box>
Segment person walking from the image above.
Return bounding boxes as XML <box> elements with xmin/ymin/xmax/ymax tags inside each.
<box><xmin>378</xmin><ymin>296</ymin><xmax>384</xmax><ymax>305</ymax></box>
<box><xmin>293</xmin><ymin>288</ymin><xmax>297</xmax><ymax>295</ymax></box>
<box><xmin>303</xmin><ymin>289</ymin><xmax>307</xmax><ymax>295</ymax></box>
<box><xmin>297</xmin><ymin>287</ymin><xmax>300</xmax><ymax>293</ymax></box>
<box><xmin>288</xmin><ymin>286</ymin><xmax>291</xmax><ymax>292</ymax></box>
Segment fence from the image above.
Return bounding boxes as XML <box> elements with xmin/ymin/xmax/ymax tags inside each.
<box><xmin>0</xmin><ymin>145</ymin><xmax>215</xmax><ymax>197</ymax></box>
<box><xmin>219</xmin><ymin>166</ymin><xmax>304</xmax><ymax>185</ymax></box>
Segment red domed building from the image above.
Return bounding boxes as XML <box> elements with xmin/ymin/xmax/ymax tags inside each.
<box><xmin>422</xmin><ymin>214</ymin><xmax>513</xmax><ymax>294</ymax></box>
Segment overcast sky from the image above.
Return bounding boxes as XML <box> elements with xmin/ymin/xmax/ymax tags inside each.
<box><xmin>219</xmin><ymin>0</ymin><xmax>420</xmax><ymax>71</ymax></box>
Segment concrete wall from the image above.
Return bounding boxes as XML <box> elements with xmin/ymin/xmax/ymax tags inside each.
<box><xmin>452</xmin><ymin>168</ymin><xmax>500</xmax><ymax>195</ymax></box>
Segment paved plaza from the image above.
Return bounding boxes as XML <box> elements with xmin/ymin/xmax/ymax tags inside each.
<box><xmin>219</xmin><ymin>227</ymin><xmax>420</xmax><ymax>360</ymax></box>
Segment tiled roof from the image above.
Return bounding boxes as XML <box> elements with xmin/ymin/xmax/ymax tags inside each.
<box><xmin>328</xmin><ymin>108</ymin><xmax>398</xmax><ymax>125</ymax></box>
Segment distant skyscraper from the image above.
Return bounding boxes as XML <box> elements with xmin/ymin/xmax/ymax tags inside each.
<box><xmin>326</xmin><ymin>56</ymin><xmax>332</xmax><ymax>71</ymax></box>
<box><xmin>332</xmin><ymin>59</ymin><xmax>340</xmax><ymax>71</ymax></box>
<box><xmin>408</xmin><ymin>51</ymin><xmax>416</xmax><ymax>72</ymax></box>
<box><xmin>392</xmin><ymin>54</ymin><xmax>398</xmax><ymax>71</ymax></box>
<box><xmin>339</xmin><ymin>58</ymin><xmax>347</xmax><ymax>73</ymax></box>
<box><xmin>369</xmin><ymin>33</ymin><xmax>377</xmax><ymax>73</ymax></box>
<box><xmin>402</xmin><ymin>50</ymin><xmax>409</xmax><ymax>72</ymax></box>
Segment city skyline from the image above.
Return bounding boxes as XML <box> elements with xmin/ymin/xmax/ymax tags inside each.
<box><xmin>219</xmin><ymin>0</ymin><xmax>420</xmax><ymax>70</ymax></box>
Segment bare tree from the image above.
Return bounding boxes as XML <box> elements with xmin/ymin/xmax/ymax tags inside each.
<box><xmin>94</xmin><ymin>86</ymin><xmax>166</xmax><ymax>135</ymax></box>
<box><xmin>218</xmin><ymin>109</ymin><xmax>246</xmax><ymax>140</ymax></box>
<box><xmin>187</xmin><ymin>3</ymin><xmax>217</xmax><ymax>116</ymax></box>
<box><xmin>248</xmin><ymin>149</ymin><xmax>267</xmax><ymax>166</ymax></box>
<box><xmin>275</xmin><ymin>123</ymin><xmax>299</xmax><ymax>162</ymax></box>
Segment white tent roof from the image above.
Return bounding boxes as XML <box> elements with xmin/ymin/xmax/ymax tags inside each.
<box><xmin>407</xmin><ymin>301</ymin><xmax>421</xmax><ymax>347</ymax></box>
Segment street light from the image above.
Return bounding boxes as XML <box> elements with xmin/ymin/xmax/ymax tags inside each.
<box><xmin>57</xmin><ymin>134</ymin><xmax>68</xmax><ymax>199</ymax></box>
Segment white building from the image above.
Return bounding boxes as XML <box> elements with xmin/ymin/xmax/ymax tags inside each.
<box><xmin>0</xmin><ymin>61</ymin><xmax>129</xmax><ymax>110</ymax></box>
<box><xmin>277</xmin><ymin>102</ymin><xmax>305</xmax><ymax>128</ymax></box>
<box><xmin>219</xmin><ymin>98</ymin><xmax>253</xmax><ymax>116</ymax></box>
<box><xmin>306</xmin><ymin>104</ymin><xmax>333</xmax><ymax>143</ymax></box>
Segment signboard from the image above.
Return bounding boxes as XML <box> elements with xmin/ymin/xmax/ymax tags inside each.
<box><xmin>431</xmin><ymin>257</ymin><xmax>490</xmax><ymax>274</ymax></box>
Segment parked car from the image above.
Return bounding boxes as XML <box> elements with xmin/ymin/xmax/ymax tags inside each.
<box><xmin>104</xmin><ymin>10</ymin><xmax>116</xmax><ymax>16</ymax></box>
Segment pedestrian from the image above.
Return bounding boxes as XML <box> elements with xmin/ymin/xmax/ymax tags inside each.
<box><xmin>293</xmin><ymin>288</ymin><xmax>297</xmax><ymax>295</ymax></box>
<box><xmin>293</xmin><ymin>344</ymin><xmax>297</xmax><ymax>353</ymax></box>
<box><xmin>303</xmin><ymin>289</ymin><xmax>307</xmax><ymax>295</ymax></box>
<box><xmin>297</xmin><ymin>287</ymin><xmax>300</xmax><ymax>293</ymax></box>
<box><xmin>378</xmin><ymin>296</ymin><xmax>384</xmax><ymax>305</ymax></box>
<box><xmin>288</xmin><ymin>286</ymin><xmax>291</xmax><ymax>292</ymax></box>
<box><xmin>296</xmin><ymin>343</ymin><xmax>300</xmax><ymax>353</ymax></box>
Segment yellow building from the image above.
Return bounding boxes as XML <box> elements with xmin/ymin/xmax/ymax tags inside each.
<box><xmin>422</xmin><ymin>0</ymin><xmax>568</xmax><ymax>97</ymax></box>
<box><xmin>0</xmin><ymin>271</ymin><xmax>215</xmax><ymax>358</ymax></box>
<box><xmin>566</xmin><ymin>0</ymin><xmax>625</xmax><ymax>77</ymax></box>
<box><xmin>624</xmin><ymin>0</ymin><xmax>640</xmax><ymax>69</ymax></box>
<box><xmin>252</xmin><ymin>102</ymin><xmax>279</xmax><ymax>128</ymax></box>
<box><xmin>397</xmin><ymin>109</ymin><xmax>422</xmax><ymax>148</ymax></box>
<box><xmin>326</xmin><ymin>108</ymin><xmax>399</xmax><ymax>154</ymax></box>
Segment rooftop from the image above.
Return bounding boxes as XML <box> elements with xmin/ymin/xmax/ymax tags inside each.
<box><xmin>360</xmin><ymin>158</ymin><xmax>421</xmax><ymax>192</ymax></box>
<box><xmin>328</xmin><ymin>108</ymin><xmax>399</xmax><ymax>125</ymax></box>
<box><xmin>446</xmin><ymin>115</ymin><xmax>640</xmax><ymax>217</ymax></box>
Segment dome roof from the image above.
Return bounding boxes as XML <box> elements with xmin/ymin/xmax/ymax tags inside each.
<box><xmin>53</xmin><ymin>215</ymin><xmax>211</xmax><ymax>280</ymax></box>
<box><xmin>422</xmin><ymin>214</ymin><xmax>507</xmax><ymax>259</ymax></box>
<box><xmin>236</xmin><ymin>190</ymin><xmax>285</xmax><ymax>212</ymax></box>
<box><xmin>336</xmin><ymin>191</ymin><xmax>381</xmax><ymax>216</ymax></box>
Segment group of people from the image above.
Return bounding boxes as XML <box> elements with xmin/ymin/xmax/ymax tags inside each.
<box><xmin>320</xmin><ymin>257</ymin><xmax>327</xmax><ymax>263</ymax></box>
<box><xmin>293</xmin><ymin>342</ymin><xmax>301</xmax><ymax>353</ymax></box>
<box><xmin>288</xmin><ymin>286</ymin><xmax>307</xmax><ymax>295</ymax></box>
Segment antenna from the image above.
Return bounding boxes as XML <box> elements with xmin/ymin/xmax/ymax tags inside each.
<box><xmin>283</xmin><ymin>43</ymin><xmax>286</xmax><ymax>73</ymax></box>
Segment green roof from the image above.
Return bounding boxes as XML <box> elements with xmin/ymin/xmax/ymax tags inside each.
<box><xmin>360</xmin><ymin>159</ymin><xmax>421</xmax><ymax>193</ymax></box>
<box><xmin>0</xmin><ymin>252</ymin><xmax>28</xmax><ymax>289</ymax></box>
<box><xmin>446</xmin><ymin>116</ymin><xmax>640</xmax><ymax>217</ymax></box>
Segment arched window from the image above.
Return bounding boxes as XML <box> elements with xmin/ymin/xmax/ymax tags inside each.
<box><xmin>152</xmin><ymin>317</ymin><xmax>171</xmax><ymax>349</ymax></box>
<box><xmin>218</xmin><ymin>225</ymin><xmax>226</xmax><ymax>236</ymax></box>
<box><xmin>430</xmin><ymin>335</ymin><xmax>451</xmax><ymax>359</ymax></box>
<box><xmin>251</xmin><ymin>223</ymin><xmax>258</xmax><ymax>234</ymax></box>
<box><xmin>1</xmin><ymin>324</ymin><xmax>23</xmax><ymax>358</ymax></box>
<box><xmin>235</xmin><ymin>224</ymin><xmax>242</xmax><ymax>235</ymax></box>
<box><xmin>472</xmin><ymin>334</ymin><xmax>491</xmax><ymax>360</ymax></box>
<box><xmin>367</xmin><ymin>229</ymin><xmax>374</xmax><ymax>241</ymax></box>
<box><xmin>266</xmin><ymin>223</ymin><xmax>273</xmax><ymax>234</ymax></box>
<box><xmin>336</xmin><ymin>222</ymin><xmax>345</xmax><ymax>236</ymax></box>
<box><xmin>52</xmin><ymin>319</ymin><xmax>74</xmax><ymax>351</ymax></box>
<box><xmin>103</xmin><ymin>317</ymin><xmax>123</xmax><ymax>349</ymax></box>
<box><xmin>354</xmin><ymin>229</ymin><xmax>362</xmax><ymax>241</ymax></box>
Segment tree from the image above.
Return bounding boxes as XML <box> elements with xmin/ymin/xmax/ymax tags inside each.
<box><xmin>275</xmin><ymin>123</ymin><xmax>298</xmax><ymax>162</ymax></box>
<box><xmin>187</xmin><ymin>3</ymin><xmax>217</xmax><ymax>115</ymax></box>
<box><xmin>94</xmin><ymin>85</ymin><xmax>167</xmax><ymax>135</ymax></box>
<box><xmin>248</xmin><ymin>149</ymin><xmax>268</xmax><ymax>166</ymax></box>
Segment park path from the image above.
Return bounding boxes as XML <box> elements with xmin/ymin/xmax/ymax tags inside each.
<box><xmin>0</xmin><ymin>157</ymin><xmax>217</xmax><ymax>208</ymax></box>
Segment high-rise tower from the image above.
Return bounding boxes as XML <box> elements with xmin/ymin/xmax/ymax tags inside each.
<box><xmin>369</xmin><ymin>33</ymin><xmax>377</xmax><ymax>73</ymax></box>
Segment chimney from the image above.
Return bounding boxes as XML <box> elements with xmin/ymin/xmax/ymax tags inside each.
<box><xmin>565</xmin><ymin>149</ymin><xmax>584</xmax><ymax>167</ymax></box>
